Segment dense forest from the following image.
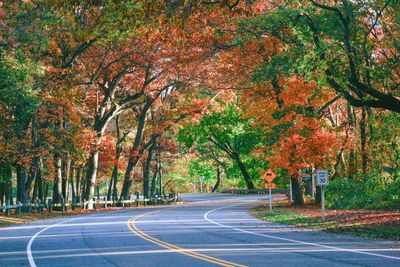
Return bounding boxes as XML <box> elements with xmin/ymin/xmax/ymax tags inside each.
<box><xmin>0</xmin><ymin>0</ymin><xmax>399</xmax><ymax>210</ymax></box>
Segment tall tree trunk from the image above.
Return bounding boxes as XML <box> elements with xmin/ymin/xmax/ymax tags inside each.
<box><xmin>0</xmin><ymin>165</ymin><xmax>5</xmax><ymax>205</ymax></box>
<box><xmin>62</xmin><ymin>155</ymin><xmax>71</xmax><ymax>201</ymax></box>
<box><xmin>44</xmin><ymin>182</ymin><xmax>49</xmax><ymax>203</ymax></box>
<box><xmin>52</xmin><ymin>153</ymin><xmax>63</xmax><ymax>204</ymax></box>
<box><xmin>348</xmin><ymin>105</ymin><xmax>357</xmax><ymax>178</ymax></box>
<box><xmin>96</xmin><ymin>185</ymin><xmax>100</xmax><ymax>199</ymax></box>
<box><xmin>233</xmin><ymin>153</ymin><xmax>254</xmax><ymax>189</ymax></box>
<box><xmin>26</xmin><ymin>115</ymin><xmax>41</xmax><ymax>200</ymax></box>
<box><xmin>0</xmin><ymin>165</ymin><xmax>11</xmax><ymax>205</ymax></box>
<box><xmin>109</xmin><ymin>146</ymin><xmax>122</xmax><ymax>201</ymax></box>
<box><xmin>70</xmin><ymin>163</ymin><xmax>76</xmax><ymax>202</ymax></box>
<box><xmin>84</xmin><ymin>149</ymin><xmax>99</xmax><ymax>208</ymax></box>
<box><xmin>112</xmin><ymin>166</ymin><xmax>119</xmax><ymax>201</ymax></box>
<box><xmin>142</xmin><ymin>144</ymin><xmax>155</xmax><ymax>199</ymax></box>
<box><xmin>120</xmin><ymin>110</ymin><xmax>148</xmax><ymax>200</ymax></box>
<box><xmin>212</xmin><ymin>167</ymin><xmax>221</xmax><ymax>193</ymax></box>
<box><xmin>107</xmin><ymin>171</ymin><xmax>114</xmax><ymax>201</ymax></box>
<box><xmin>75</xmin><ymin>167</ymin><xmax>82</xmax><ymax>201</ymax></box>
<box><xmin>37</xmin><ymin>162</ymin><xmax>44</xmax><ymax>203</ymax></box>
<box><xmin>360</xmin><ymin>107</ymin><xmax>368</xmax><ymax>178</ymax></box>
<box><xmin>0</xmin><ymin>177</ymin><xmax>4</xmax><ymax>206</ymax></box>
<box><xmin>158</xmin><ymin>158</ymin><xmax>163</xmax><ymax>196</ymax></box>
<box><xmin>290</xmin><ymin>177</ymin><xmax>304</xmax><ymax>206</ymax></box>
<box><xmin>25</xmin><ymin>158</ymin><xmax>39</xmax><ymax>200</ymax></box>
<box><xmin>16</xmin><ymin>164</ymin><xmax>27</xmax><ymax>203</ymax></box>
<box><xmin>315</xmin><ymin>185</ymin><xmax>321</xmax><ymax>205</ymax></box>
<box><xmin>150</xmin><ymin>162</ymin><xmax>158</xmax><ymax>197</ymax></box>
<box><xmin>32</xmin><ymin>164</ymin><xmax>41</xmax><ymax>202</ymax></box>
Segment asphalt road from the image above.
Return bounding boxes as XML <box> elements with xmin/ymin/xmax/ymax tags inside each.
<box><xmin>0</xmin><ymin>194</ymin><xmax>399</xmax><ymax>266</ymax></box>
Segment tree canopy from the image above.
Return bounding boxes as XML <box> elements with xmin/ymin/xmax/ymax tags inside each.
<box><xmin>0</xmin><ymin>0</ymin><xmax>399</xmax><ymax>209</ymax></box>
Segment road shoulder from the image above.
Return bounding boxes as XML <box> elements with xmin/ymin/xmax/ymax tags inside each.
<box><xmin>252</xmin><ymin>200</ymin><xmax>400</xmax><ymax>242</ymax></box>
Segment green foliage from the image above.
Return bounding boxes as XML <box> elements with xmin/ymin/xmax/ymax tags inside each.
<box><xmin>179</xmin><ymin>101</ymin><xmax>268</xmax><ymax>188</ymax></box>
<box><xmin>0</xmin><ymin>52</ymin><xmax>40</xmax><ymax>141</ymax></box>
<box><xmin>188</xmin><ymin>160</ymin><xmax>216</xmax><ymax>185</ymax></box>
<box><xmin>326</xmin><ymin>176</ymin><xmax>400</xmax><ymax>210</ymax></box>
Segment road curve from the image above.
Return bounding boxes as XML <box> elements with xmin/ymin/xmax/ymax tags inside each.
<box><xmin>0</xmin><ymin>194</ymin><xmax>399</xmax><ymax>266</ymax></box>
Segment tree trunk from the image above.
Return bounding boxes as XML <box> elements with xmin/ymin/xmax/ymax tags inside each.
<box><xmin>348</xmin><ymin>105</ymin><xmax>357</xmax><ymax>178</ymax></box>
<box><xmin>315</xmin><ymin>185</ymin><xmax>321</xmax><ymax>205</ymax></box>
<box><xmin>0</xmin><ymin>165</ymin><xmax>5</xmax><ymax>205</ymax></box>
<box><xmin>52</xmin><ymin>153</ymin><xmax>63</xmax><ymax>204</ymax></box>
<box><xmin>84</xmin><ymin>150</ymin><xmax>99</xmax><ymax>208</ymax></box>
<box><xmin>62</xmin><ymin>155</ymin><xmax>71</xmax><ymax>201</ymax></box>
<box><xmin>25</xmin><ymin>158</ymin><xmax>39</xmax><ymax>200</ymax></box>
<box><xmin>290</xmin><ymin>177</ymin><xmax>304</xmax><ymax>206</ymax></box>
<box><xmin>212</xmin><ymin>167</ymin><xmax>221</xmax><ymax>193</ymax></box>
<box><xmin>142</xmin><ymin>144</ymin><xmax>155</xmax><ymax>199</ymax></box>
<box><xmin>0</xmin><ymin>165</ymin><xmax>11</xmax><ymax>205</ymax></box>
<box><xmin>70</xmin><ymin>163</ymin><xmax>76</xmax><ymax>202</ymax></box>
<box><xmin>75</xmin><ymin>167</ymin><xmax>82</xmax><ymax>201</ymax></box>
<box><xmin>32</xmin><ymin>163</ymin><xmax>42</xmax><ymax>202</ymax></box>
<box><xmin>109</xmin><ymin>147</ymin><xmax>122</xmax><ymax>201</ymax></box>
<box><xmin>44</xmin><ymin>182</ymin><xmax>49</xmax><ymax>203</ymax></box>
<box><xmin>0</xmin><ymin>178</ymin><xmax>4</xmax><ymax>206</ymax></box>
<box><xmin>150</xmin><ymin>162</ymin><xmax>158</xmax><ymax>197</ymax></box>
<box><xmin>38</xmin><ymin>161</ymin><xmax>44</xmax><ymax>203</ymax></box>
<box><xmin>233</xmin><ymin>154</ymin><xmax>254</xmax><ymax>189</ymax></box>
<box><xmin>107</xmin><ymin>171</ymin><xmax>114</xmax><ymax>201</ymax></box>
<box><xmin>96</xmin><ymin>185</ymin><xmax>100</xmax><ymax>199</ymax></box>
<box><xmin>158</xmin><ymin>158</ymin><xmax>163</xmax><ymax>196</ymax></box>
<box><xmin>360</xmin><ymin>107</ymin><xmax>368</xmax><ymax>178</ymax></box>
<box><xmin>16</xmin><ymin>164</ymin><xmax>27</xmax><ymax>203</ymax></box>
<box><xmin>120</xmin><ymin>111</ymin><xmax>148</xmax><ymax>200</ymax></box>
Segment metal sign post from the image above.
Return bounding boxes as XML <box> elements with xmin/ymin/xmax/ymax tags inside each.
<box><xmin>269</xmin><ymin>188</ymin><xmax>272</xmax><ymax>212</ymax></box>
<box><xmin>321</xmin><ymin>186</ymin><xmax>325</xmax><ymax>220</ymax></box>
<box><xmin>311</xmin><ymin>165</ymin><xmax>315</xmax><ymax>199</ymax></box>
<box><xmin>199</xmin><ymin>176</ymin><xmax>204</xmax><ymax>194</ymax></box>
<box><xmin>316</xmin><ymin>169</ymin><xmax>329</xmax><ymax>221</ymax></box>
<box><xmin>263</xmin><ymin>169</ymin><xmax>276</xmax><ymax>213</ymax></box>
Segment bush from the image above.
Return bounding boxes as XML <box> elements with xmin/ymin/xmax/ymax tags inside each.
<box><xmin>325</xmin><ymin>176</ymin><xmax>400</xmax><ymax>210</ymax></box>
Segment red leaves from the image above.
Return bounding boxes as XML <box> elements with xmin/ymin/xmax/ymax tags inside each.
<box><xmin>241</xmin><ymin>75</ymin><xmax>341</xmax><ymax>176</ymax></box>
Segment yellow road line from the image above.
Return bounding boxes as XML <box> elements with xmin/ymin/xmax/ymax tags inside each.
<box><xmin>127</xmin><ymin>210</ymin><xmax>247</xmax><ymax>267</ymax></box>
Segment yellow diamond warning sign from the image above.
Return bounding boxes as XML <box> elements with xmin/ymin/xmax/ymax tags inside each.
<box><xmin>262</xmin><ymin>169</ymin><xmax>276</xmax><ymax>183</ymax></box>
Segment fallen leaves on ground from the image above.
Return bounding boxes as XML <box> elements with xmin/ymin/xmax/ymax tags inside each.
<box><xmin>253</xmin><ymin>200</ymin><xmax>400</xmax><ymax>241</ymax></box>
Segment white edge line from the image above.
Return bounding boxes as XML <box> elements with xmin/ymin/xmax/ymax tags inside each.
<box><xmin>26</xmin><ymin>216</ymin><xmax>84</xmax><ymax>267</ymax></box>
<box><xmin>204</xmin><ymin>201</ymin><xmax>400</xmax><ymax>261</ymax></box>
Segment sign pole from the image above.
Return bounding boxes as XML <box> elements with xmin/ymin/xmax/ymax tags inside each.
<box><xmin>269</xmin><ymin>188</ymin><xmax>272</xmax><ymax>212</ymax></box>
<box><xmin>311</xmin><ymin>166</ymin><xmax>315</xmax><ymax>199</ymax></box>
<box><xmin>289</xmin><ymin>179</ymin><xmax>293</xmax><ymax>201</ymax></box>
<box><xmin>321</xmin><ymin>185</ymin><xmax>325</xmax><ymax>221</ymax></box>
<box><xmin>316</xmin><ymin>169</ymin><xmax>328</xmax><ymax>221</ymax></box>
<box><xmin>199</xmin><ymin>176</ymin><xmax>204</xmax><ymax>194</ymax></box>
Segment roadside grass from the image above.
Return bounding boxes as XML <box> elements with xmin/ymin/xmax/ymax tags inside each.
<box><xmin>252</xmin><ymin>201</ymin><xmax>400</xmax><ymax>241</ymax></box>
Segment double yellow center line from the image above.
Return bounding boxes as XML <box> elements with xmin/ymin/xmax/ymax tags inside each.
<box><xmin>127</xmin><ymin>210</ymin><xmax>247</xmax><ymax>267</ymax></box>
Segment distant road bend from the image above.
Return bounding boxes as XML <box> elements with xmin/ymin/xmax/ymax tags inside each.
<box><xmin>0</xmin><ymin>194</ymin><xmax>399</xmax><ymax>266</ymax></box>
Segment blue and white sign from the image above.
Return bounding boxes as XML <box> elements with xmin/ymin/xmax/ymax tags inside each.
<box><xmin>316</xmin><ymin>170</ymin><xmax>329</xmax><ymax>186</ymax></box>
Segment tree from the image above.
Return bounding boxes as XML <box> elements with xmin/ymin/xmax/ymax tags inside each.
<box><xmin>180</xmin><ymin>100</ymin><xmax>264</xmax><ymax>189</ymax></box>
<box><xmin>240</xmin><ymin>1</ymin><xmax>400</xmax><ymax>113</ymax></box>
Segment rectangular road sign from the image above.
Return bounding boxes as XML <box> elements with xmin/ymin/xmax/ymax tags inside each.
<box><xmin>264</xmin><ymin>183</ymin><xmax>276</xmax><ymax>189</ymax></box>
<box><xmin>316</xmin><ymin>170</ymin><xmax>329</xmax><ymax>186</ymax></box>
<box><xmin>301</xmin><ymin>169</ymin><xmax>312</xmax><ymax>182</ymax></box>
